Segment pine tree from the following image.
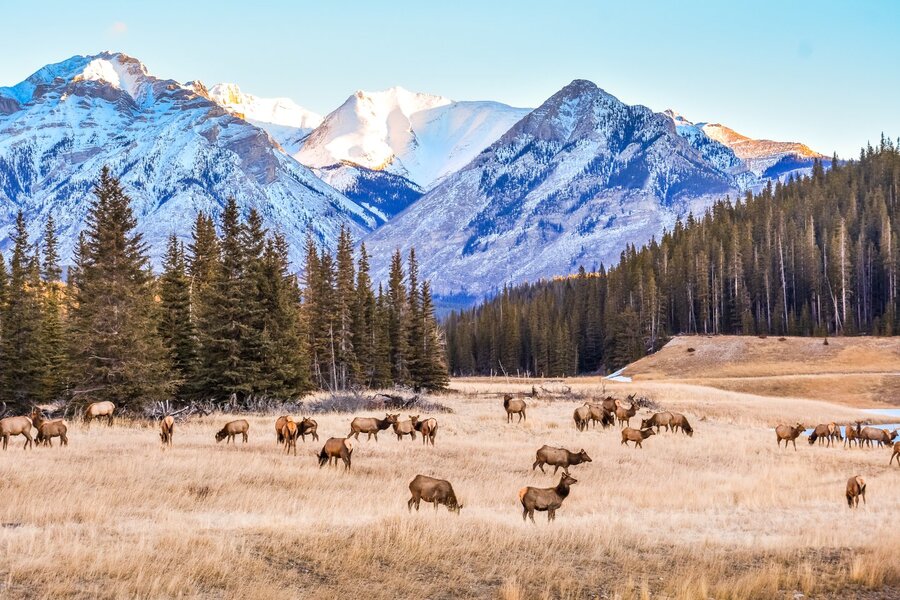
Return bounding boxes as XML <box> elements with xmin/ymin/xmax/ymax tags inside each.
<box><xmin>406</xmin><ymin>248</ymin><xmax>425</xmax><ymax>389</ymax></box>
<box><xmin>159</xmin><ymin>234</ymin><xmax>199</xmax><ymax>399</ymax></box>
<box><xmin>387</xmin><ymin>250</ymin><xmax>410</xmax><ymax>384</ymax></box>
<box><xmin>371</xmin><ymin>284</ymin><xmax>393</xmax><ymax>388</ymax></box>
<box><xmin>239</xmin><ymin>208</ymin><xmax>267</xmax><ymax>392</ymax></box>
<box><xmin>68</xmin><ymin>168</ymin><xmax>172</xmax><ymax>409</ymax></box>
<box><xmin>352</xmin><ymin>244</ymin><xmax>376</xmax><ymax>386</ymax></box>
<box><xmin>334</xmin><ymin>225</ymin><xmax>357</xmax><ymax>389</ymax></box>
<box><xmin>38</xmin><ymin>214</ymin><xmax>68</xmax><ymax>402</ymax></box>
<box><xmin>419</xmin><ymin>281</ymin><xmax>449</xmax><ymax>390</ymax></box>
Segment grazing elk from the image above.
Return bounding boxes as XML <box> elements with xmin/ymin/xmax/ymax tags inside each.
<box><xmin>275</xmin><ymin>415</ymin><xmax>290</xmax><ymax>444</ymax></box>
<box><xmin>587</xmin><ymin>403</ymin><xmax>615</xmax><ymax>428</ymax></box>
<box><xmin>0</xmin><ymin>415</ymin><xmax>34</xmax><ymax>450</ymax></box>
<box><xmin>615</xmin><ymin>401</ymin><xmax>639</xmax><ymax>428</ymax></box>
<box><xmin>670</xmin><ymin>413</ymin><xmax>693</xmax><ymax>437</ymax></box>
<box><xmin>348</xmin><ymin>414</ymin><xmax>398</xmax><ymax>442</ymax></box>
<box><xmin>414</xmin><ymin>417</ymin><xmax>438</xmax><ymax>446</ymax></box>
<box><xmin>31</xmin><ymin>408</ymin><xmax>68</xmax><ymax>447</ymax></box>
<box><xmin>519</xmin><ymin>473</ymin><xmax>578</xmax><ymax>523</ymax></box>
<box><xmin>159</xmin><ymin>415</ymin><xmax>174</xmax><ymax>447</ymax></box>
<box><xmin>503</xmin><ymin>394</ymin><xmax>527</xmax><ymax>423</ymax></box>
<box><xmin>890</xmin><ymin>442</ymin><xmax>900</xmax><ymax>467</ymax></box>
<box><xmin>282</xmin><ymin>418</ymin><xmax>299</xmax><ymax>455</ymax></box>
<box><xmin>84</xmin><ymin>401</ymin><xmax>116</xmax><ymax>427</ymax></box>
<box><xmin>215</xmin><ymin>419</ymin><xmax>249</xmax><ymax>444</ymax></box>
<box><xmin>318</xmin><ymin>437</ymin><xmax>354</xmax><ymax>470</ymax></box>
<box><xmin>393</xmin><ymin>415</ymin><xmax>419</xmax><ymax>441</ymax></box>
<box><xmin>641</xmin><ymin>411</ymin><xmax>674</xmax><ymax>433</ymax></box>
<box><xmin>407</xmin><ymin>475</ymin><xmax>462</xmax><ymax>513</ymax></box>
<box><xmin>532</xmin><ymin>445</ymin><xmax>592</xmax><ymax>474</ymax></box>
<box><xmin>775</xmin><ymin>423</ymin><xmax>805</xmax><ymax>450</ymax></box>
<box><xmin>844</xmin><ymin>422</ymin><xmax>862</xmax><ymax>448</ymax></box>
<box><xmin>808</xmin><ymin>423</ymin><xmax>839</xmax><ymax>447</ymax></box>
<box><xmin>573</xmin><ymin>404</ymin><xmax>591</xmax><ymax>431</ymax></box>
<box><xmin>621</xmin><ymin>427</ymin><xmax>656</xmax><ymax>448</ymax></box>
<box><xmin>846</xmin><ymin>475</ymin><xmax>866</xmax><ymax>508</ymax></box>
<box><xmin>299</xmin><ymin>417</ymin><xmax>319</xmax><ymax>442</ymax></box>
<box><xmin>859</xmin><ymin>427</ymin><xmax>897</xmax><ymax>448</ymax></box>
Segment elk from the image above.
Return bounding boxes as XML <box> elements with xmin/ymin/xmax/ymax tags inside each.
<box><xmin>621</xmin><ymin>427</ymin><xmax>656</xmax><ymax>448</ymax></box>
<box><xmin>0</xmin><ymin>415</ymin><xmax>34</xmax><ymax>450</ymax></box>
<box><xmin>532</xmin><ymin>446</ymin><xmax>591</xmax><ymax>474</ymax></box>
<box><xmin>670</xmin><ymin>413</ymin><xmax>693</xmax><ymax>437</ymax></box>
<box><xmin>31</xmin><ymin>408</ymin><xmax>68</xmax><ymax>447</ymax></box>
<box><xmin>587</xmin><ymin>403</ymin><xmax>614</xmax><ymax>428</ymax></box>
<box><xmin>275</xmin><ymin>415</ymin><xmax>289</xmax><ymax>444</ymax></box>
<box><xmin>159</xmin><ymin>415</ymin><xmax>174</xmax><ymax>447</ymax></box>
<box><xmin>846</xmin><ymin>475</ymin><xmax>866</xmax><ymax>508</ymax></box>
<box><xmin>393</xmin><ymin>415</ymin><xmax>419</xmax><ymax>441</ymax></box>
<box><xmin>890</xmin><ymin>442</ymin><xmax>900</xmax><ymax>467</ymax></box>
<box><xmin>573</xmin><ymin>404</ymin><xmax>591</xmax><ymax>431</ymax></box>
<box><xmin>859</xmin><ymin>427</ymin><xmax>897</xmax><ymax>448</ymax></box>
<box><xmin>318</xmin><ymin>437</ymin><xmax>354</xmax><ymax>470</ymax></box>
<box><xmin>808</xmin><ymin>423</ymin><xmax>838</xmax><ymax>447</ymax></box>
<box><xmin>407</xmin><ymin>474</ymin><xmax>461</xmax><ymax>513</ymax></box>
<box><xmin>844</xmin><ymin>422</ymin><xmax>862</xmax><ymax>448</ymax></box>
<box><xmin>299</xmin><ymin>417</ymin><xmax>319</xmax><ymax>442</ymax></box>
<box><xmin>348</xmin><ymin>414</ymin><xmax>398</xmax><ymax>441</ymax></box>
<box><xmin>414</xmin><ymin>417</ymin><xmax>438</xmax><ymax>446</ymax></box>
<box><xmin>84</xmin><ymin>401</ymin><xmax>116</xmax><ymax>427</ymax></box>
<box><xmin>641</xmin><ymin>411</ymin><xmax>674</xmax><ymax>433</ymax></box>
<box><xmin>503</xmin><ymin>394</ymin><xmax>527</xmax><ymax>423</ymax></box>
<box><xmin>775</xmin><ymin>423</ymin><xmax>805</xmax><ymax>450</ymax></box>
<box><xmin>282</xmin><ymin>418</ymin><xmax>299</xmax><ymax>455</ymax></box>
<box><xmin>215</xmin><ymin>419</ymin><xmax>249</xmax><ymax>444</ymax></box>
<box><xmin>615</xmin><ymin>401</ymin><xmax>639</xmax><ymax>428</ymax></box>
<box><xmin>519</xmin><ymin>473</ymin><xmax>578</xmax><ymax>523</ymax></box>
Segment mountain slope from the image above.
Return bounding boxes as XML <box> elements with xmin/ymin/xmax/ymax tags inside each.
<box><xmin>207</xmin><ymin>82</ymin><xmax>322</xmax><ymax>154</ymax></box>
<box><xmin>0</xmin><ymin>52</ymin><xmax>376</xmax><ymax>266</ymax></box>
<box><xmin>363</xmin><ymin>80</ymin><xmax>739</xmax><ymax>297</ymax></box>
<box><xmin>296</xmin><ymin>87</ymin><xmax>530</xmax><ymax>189</ymax></box>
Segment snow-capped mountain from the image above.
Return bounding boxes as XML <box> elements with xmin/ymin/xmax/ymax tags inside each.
<box><xmin>363</xmin><ymin>80</ymin><xmax>740</xmax><ymax>297</ymax></box>
<box><xmin>296</xmin><ymin>87</ymin><xmax>531</xmax><ymax>190</ymax></box>
<box><xmin>665</xmin><ymin>111</ymin><xmax>825</xmax><ymax>181</ymax></box>
<box><xmin>207</xmin><ymin>82</ymin><xmax>322</xmax><ymax>154</ymax></box>
<box><xmin>0</xmin><ymin>52</ymin><xmax>377</xmax><ymax>267</ymax></box>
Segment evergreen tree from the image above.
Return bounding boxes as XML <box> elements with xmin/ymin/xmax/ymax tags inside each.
<box><xmin>38</xmin><ymin>214</ymin><xmax>68</xmax><ymax>402</ymax></box>
<box><xmin>334</xmin><ymin>225</ymin><xmax>357</xmax><ymax>389</ymax></box>
<box><xmin>419</xmin><ymin>281</ymin><xmax>449</xmax><ymax>390</ymax></box>
<box><xmin>371</xmin><ymin>284</ymin><xmax>393</xmax><ymax>388</ymax></box>
<box><xmin>406</xmin><ymin>249</ymin><xmax>425</xmax><ymax>388</ymax></box>
<box><xmin>159</xmin><ymin>234</ymin><xmax>199</xmax><ymax>399</ymax></box>
<box><xmin>352</xmin><ymin>244</ymin><xmax>376</xmax><ymax>386</ymax></box>
<box><xmin>387</xmin><ymin>250</ymin><xmax>410</xmax><ymax>384</ymax></box>
<box><xmin>67</xmin><ymin>168</ymin><xmax>172</xmax><ymax>409</ymax></box>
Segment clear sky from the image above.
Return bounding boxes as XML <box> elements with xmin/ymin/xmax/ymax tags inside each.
<box><xmin>1</xmin><ymin>0</ymin><xmax>896</xmax><ymax>158</ymax></box>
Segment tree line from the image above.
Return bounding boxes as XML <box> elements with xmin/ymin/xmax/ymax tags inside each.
<box><xmin>445</xmin><ymin>139</ymin><xmax>900</xmax><ymax>376</ymax></box>
<box><xmin>0</xmin><ymin>168</ymin><xmax>447</xmax><ymax>412</ymax></box>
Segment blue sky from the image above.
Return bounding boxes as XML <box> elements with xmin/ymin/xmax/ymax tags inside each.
<box><xmin>1</xmin><ymin>0</ymin><xmax>896</xmax><ymax>157</ymax></box>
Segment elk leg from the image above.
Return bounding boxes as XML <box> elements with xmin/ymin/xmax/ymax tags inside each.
<box><xmin>553</xmin><ymin>465</ymin><xmax>559</xmax><ymax>475</ymax></box>
<box><xmin>528</xmin><ymin>510</ymin><xmax>535</xmax><ymax>524</ymax></box>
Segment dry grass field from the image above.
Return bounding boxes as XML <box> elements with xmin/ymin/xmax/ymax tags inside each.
<box><xmin>1</xmin><ymin>371</ymin><xmax>899</xmax><ymax>599</ymax></box>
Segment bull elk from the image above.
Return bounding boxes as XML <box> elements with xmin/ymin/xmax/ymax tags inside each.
<box><xmin>846</xmin><ymin>475</ymin><xmax>866</xmax><ymax>508</ymax></box>
<box><xmin>503</xmin><ymin>395</ymin><xmax>527</xmax><ymax>423</ymax></box>
<box><xmin>407</xmin><ymin>474</ymin><xmax>461</xmax><ymax>513</ymax></box>
<box><xmin>519</xmin><ymin>473</ymin><xmax>578</xmax><ymax>523</ymax></box>
<box><xmin>532</xmin><ymin>445</ymin><xmax>591</xmax><ymax>474</ymax></box>
<box><xmin>393</xmin><ymin>415</ymin><xmax>419</xmax><ymax>441</ymax></box>
<box><xmin>775</xmin><ymin>423</ymin><xmax>805</xmax><ymax>450</ymax></box>
<box><xmin>348</xmin><ymin>414</ymin><xmax>398</xmax><ymax>442</ymax></box>
<box><xmin>31</xmin><ymin>408</ymin><xmax>68</xmax><ymax>447</ymax></box>
<box><xmin>159</xmin><ymin>416</ymin><xmax>174</xmax><ymax>447</ymax></box>
<box><xmin>414</xmin><ymin>418</ymin><xmax>438</xmax><ymax>446</ymax></box>
<box><xmin>215</xmin><ymin>420</ymin><xmax>249</xmax><ymax>444</ymax></box>
<box><xmin>84</xmin><ymin>401</ymin><xmax>115</xmax><ymax>427</ymax></box>
<box><xmin>621</xmin><ymin>427</ymin><xmax>656</xmax><ymax>448</ymax></box>
<box><xmin>318</xmin><ymin>437</ymin><xmax>354</xmax><ymax>470</ymax></box>
<box><xmin>0</xmin><ymin>415</ymin><xmax>34</xmax><ymax>450</ymax></box>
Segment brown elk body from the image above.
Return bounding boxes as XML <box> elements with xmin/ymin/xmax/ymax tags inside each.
<box><xmin>282</xmin><ymin>418</ymin><xmax>299</xmax><ymax>455</ymax></box>
<box><xmin>808</xmin><ymin>424</ymin><xmax>836</xmax><ymax>447</ymax></box>
<box><xmin>275</xmin><ymin>415</ymin><xmax>289</xmax><ymax>444</ymax></box>
<box><xmin>503</xmin><ymin>395</ymin><xmax>527</xmax><ymax>423</ymax></box>
<box><xmin>215</xmin><ymin>419</ymin><xmax>249</xmax><ymax>444</ymax></box>
<box><xmin>846</xmin><ymin>475</ymin><xmax>866</xmax><ymax>508</ymax></box>
<box><xmin>0</xmin><ymin>416</ymin><xmax>34</xmax><ymax>450</ymax></box>
<box><xmin>620</xmin><ymin>427</ymin><xmax>656</xmax><ymax>448</ymax></box>
<box><xmin>519</xmin><ymin>473</ymin><xmax>578</xmax><ymax>523</ymax></box>
<box><xmin>532</xmin><ymin>445</ymin><xmax>591</xmax><ymax>474</ymax></box>
<box><xmin>31</xmin><ymin>409</ymin><xmax>68</xmax><ymax>447</ymax></box>
<box><xmin>775</xmin><ymin>423</ymin><xmax>805</xmax><ymax>450</ymax></box>
<box><xmin>159</xmin><ymin>416</ymin><xmax>174</xmax><ymax>447</ymax></box>
<box><xmin>587</xmin><ymin>403</ymin><xmax>614</xmax><ymax>428</ymax></box>
<box><xmin>299</xmin><ymin>417</ymin><xmax>319</xmax><ymax>442</ymax></box>
<box><xmin>890</xmin><ymin>442</ymin><xmax>900</xmax><ymax>467</ymax></box>
<box><xmin>84</xmin><ymin>401</ymin><xmax>115</xmax><ymax>427</ymax></box>
<box><xmin>393</xmin><ymin>415</ymin><xmax>419</xmax><ymax>441</ymax></box>
<box><xmin>641</xmin><ymin>412</ymin><xmax>674</xmax><ymax>433</ymax></box>
<box><xmin>318</xmin><ymin>437</ymin><xmax>354</xmax><ymax>470</ymax></box>
<box><xmin>858</xmin><ymin>427</ymin><xmax>897</xmax><ymax>448</ymax></box>
<box><xmin>414</xmin><ymin>418</ymin><xmax>438</xmax><ymax>446</ymax></box>
<box><xmin>407</xmin><ymin>474</ymin><xmax>461</xmax><ymax>513</ymax></box>
<box><xmin>844</xmin><ymin>422</ymin><xmax>862</xmax><ymax>448</ymax></box>
<box><xmin>348</xmin><ymin>414</ymin><xmax>398</xmax><ymax>441</ymax></box>
<box><xmin>573</xmin><ymin>405</ymin><xmax>591</xmax><ymax>431</ymax></box>
<box><xmin>615</xmin><ymin>402</ymin><xmax>639</xmax><ymax>427</ymax></box>
<box><xmin>670</xmin><ymin>413</ymin><xmax>693</xmax><ymax>437</ymax></box>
